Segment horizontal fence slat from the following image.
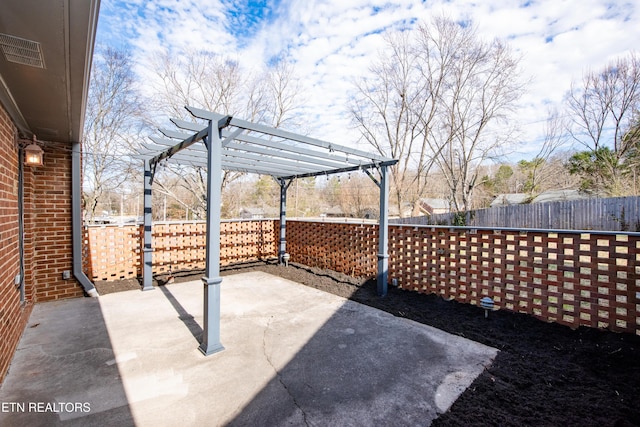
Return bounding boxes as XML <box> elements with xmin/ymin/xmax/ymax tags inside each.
<box><xmin>393</xmin><ymin>196</ymin><xmax>640</xmax><ymax>231</ymax></box>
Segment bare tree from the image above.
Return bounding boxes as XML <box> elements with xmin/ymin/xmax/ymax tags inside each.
<box><xmin>338</xmin><ymin>173</ymin><xmax>380</xmax><ymax>217</ymax></box>
<box><xmin>149</xmin><ymin>49</ymin><xmax>249</xmax><ymax>120</ymax></box>
<box><xmin>545</xmin><ymin>151</ymin><xmax>582</xmax><ymax>190</ymax></box>
<box><xmin>351</xmin><ymin>30</ymin><xmax>437</xmax><ymax>217</ymax></box>
<box><xmin>567</xmin><ymin>53</ymin><xmax>640</xmax><ymax>152</ymax></box>
<box><xmin>565</xmin><ymin>53</ymin><xmax>640</xmax><ymax>195</ymax></box>
<box><xmin>422</xmin><ymin>18</ymin><xmax>524</xmax><ymax>212</ymax></box>
<box><xmin>351</xmin><ymin>17</ymin><xmax>524</xmax><ymax>214</ymax></box>
<box><xmin>263</xmin><ymin>60</ymin><xmax>305</xmax><ymax>129</ymax></box>
<box><xmin>147</xmin><ymin>49</ymin><xmax>304</xmax><ymax>215</ymax></box>
<box><xmin>623</xmin><ymin>115</ymin><xmax>640</xmax><ymax>194</ymax></box>
<box><xmin>83</xmin><ymin>47</ymin><xmax>144</xmax><ymax>220</ymax></box>
<box><xmin>148</xmin><ymin>49</ymin><xmax>247</xmax><ymax>213</ymax></box>
<box><xmin>518</xmin><ymin>109</ymin><xmax>568</xmax><ymax>195</ymax></box>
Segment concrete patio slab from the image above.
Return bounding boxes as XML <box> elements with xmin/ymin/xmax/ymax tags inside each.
<box><xmin>0</xmin><ymin>272</ymin><xmax>497</xmax><ymax>426</ymax></box>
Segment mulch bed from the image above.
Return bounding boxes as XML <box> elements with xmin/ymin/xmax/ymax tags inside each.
<box><xmin>96</xmin><ymin>260</ymin><xmax>640</xmax><ymax>426</ymax></box>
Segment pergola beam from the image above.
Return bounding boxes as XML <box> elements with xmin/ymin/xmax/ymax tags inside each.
<box><xmin>149</xmin><ymin>115</ymin><xmax>232</xmax><ymax>168</ymax></box>
<box><xmin>226</xmin><ymin>132</ymin><xmax>365</xmax><ymax>167</ymax></box>
<box><xmin>173</xmin><ymin>119</ymin><xmax>365</xmax><ymax>167</ymax></box>
<box><xmin>138</xmin><ymin>146</ymin><xmax>330</xmax><ymax>176</ymax></box>
<box><xmin>139</xmin><ymin>136</ymin><xmax>362</xmax><ymax>176</ymax></box>
<box><xmin>149</xmin><ymin>127</ymin><xmax>209</xmax><ymax>166</ymax></box>
<box><xmin>221</xmin><ymin>150</ymin><xmax>322</xmax><ymax>173</ymax></box>
<box><xmin>280</xmin><ymin>159</ymin><xmax>397</xmax><ymax>180</ymax></box>
<box><xmin>224</xmin><ymin>141</ymin><xmax>352</xmax><ymax>170</ymax></box>
<box><xmin>134</xmin><ymin>153</ymin><xmax>297</xmax><ymax>177</ymax></box>
<box><xmin>171</xmin><ymin>118</ymin><xmax>204</xmax><ymax>132</ymax></box>
<box><xmin>186</xmin><ymin>106</ymin><xmax>389</xmax><ymax>162</ymax></box>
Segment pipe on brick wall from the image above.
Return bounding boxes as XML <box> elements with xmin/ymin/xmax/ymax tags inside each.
<box><xmin>17</xmin><ymin>147</ymin><xmax>25</xmax><ymax>303</ymax></box>
<box><xmin>72</xmin><ymin>141</ymin><xmax>99</xmax><ymax>297</ymax></box>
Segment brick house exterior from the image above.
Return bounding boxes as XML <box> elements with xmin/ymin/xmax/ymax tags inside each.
<box><xmin>0</xmin><ymin>104</ymin><xmax>28</xmax><ymax>384</ymax></box>
<box><xmin>0</xmin><ymin>0</ymin><xmax>100</xmax><ymax>383</ymax></box>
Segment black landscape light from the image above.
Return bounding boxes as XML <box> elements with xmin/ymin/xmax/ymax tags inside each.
<box><xmin>480</xmin><ymin>297</ymin><xmax>495</xmax><ymax>318</ymax></box>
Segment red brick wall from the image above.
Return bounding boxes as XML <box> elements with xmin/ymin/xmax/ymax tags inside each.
<box><xmin>26</xmin><ymin>141</ymin><xmax>84</xmax><ymax>301</ymax></box>
<box><xmin>0</xmin><ymin>104</ymin><xmax>85</xmax><ymax>383</ymax></box>
<box><xmin>0</xmin><ymin>105</ymin><xmax>32</xmax><ymax>384</ymax></box>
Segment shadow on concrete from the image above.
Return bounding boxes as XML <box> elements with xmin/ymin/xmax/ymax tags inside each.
<box><xmin>159</xmin><ymin>284</ymin><xmax>203</xmax><ymax>343</ymax></box>
<box><xmin>0</xmin><ymin>298</ymin><xmax>136</xmax><ymax>426</ymax></box>
<box><xmin>225</xmin><ymin>275</ymin><xmax>497</xmax><ymax>426</ymax></box>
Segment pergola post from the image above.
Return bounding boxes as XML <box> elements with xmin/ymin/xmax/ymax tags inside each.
<box><xmin>377</xmin><ymin>165</ymin><xmax>389</xmax><ymax>297</ymax></box>
<box><xmin>142</xmin><ymin>159</ymin><xmax>154</xmax><ymax>291</ymax></box>
<box><xmin>278</xmin><ymin>178</ymin><xmax>292</xmax><ymax>265</ymax></box>
<box><xmin>200</xmin><ymin>119</ymin><xmax>224</xmax><ymax>356</ymax></box>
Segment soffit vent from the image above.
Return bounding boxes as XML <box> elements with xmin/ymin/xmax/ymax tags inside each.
<box><xmin>0</xmin><ymin>33</ymin><xmax>45</xmax><ymax>69</ymax></box>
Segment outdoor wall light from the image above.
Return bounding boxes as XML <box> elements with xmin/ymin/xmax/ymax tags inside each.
<box><xmin>24</xmin><ymin>142</ymin><xmax>43</xmax><ymax>166</ymax></box>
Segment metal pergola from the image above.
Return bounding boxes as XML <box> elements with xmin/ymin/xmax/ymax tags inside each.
<box><xmin>136</xmin><ymin>107</ymin><xmax>398</xmax><ymax>355</ymax></box>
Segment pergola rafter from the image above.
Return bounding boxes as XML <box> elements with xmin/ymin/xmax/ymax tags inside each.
<box><xmin>136</xmin><ymin>107</ymin><xmax>397</xmax><ymax>356</ymax></box>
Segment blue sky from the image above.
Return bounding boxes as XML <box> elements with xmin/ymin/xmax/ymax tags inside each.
<box><xmin>95</xmin><ymin>0</ymin><xmax>640</xmax><ymax>159</ymax></box>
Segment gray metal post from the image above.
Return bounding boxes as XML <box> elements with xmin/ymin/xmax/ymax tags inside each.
<box><xmin>278</xmin><ymin>178</ymin><xmax>291</xmax><ymax>265</ymax></box>
<box><xmin>200</xmin><ymin>120</ymin><xmax>224</xmax><ymax>356</ymax></box>
<box><xmin>377</xmin><ymin>165</ymin><xmax>389</xmax><ymax>297</ymax></box>
<box><xmin>142</xmin><ymin>159</ymin><xmax>154</xmax><ymax>291</ymax></box>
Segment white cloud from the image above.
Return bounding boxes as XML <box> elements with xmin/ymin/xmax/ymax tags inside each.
<box><xmin>97</xmin><ymin>0</ymin><xmax>640</xmax><ymax>159</ymax></box>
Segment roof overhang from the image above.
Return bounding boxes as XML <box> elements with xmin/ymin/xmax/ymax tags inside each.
<box><xmin>137</xmin><ymin>107</ymin><xmax>398</xmax><ymax>180</ymax></box>
<box><xmin>0</xmin><ymin>0</ymin><xmax>101</xmax><ymax>143</ymax></box>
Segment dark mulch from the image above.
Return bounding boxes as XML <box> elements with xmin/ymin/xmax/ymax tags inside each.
<box><xmin>96</xmin><ymin>260</ymin><xmax>640</xmax><ymax>426</ymax></box>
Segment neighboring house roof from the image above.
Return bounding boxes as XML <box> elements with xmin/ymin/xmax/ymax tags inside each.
<box><xmin>239</xmin><ymin>207</ymin><xmax>278</xmax><ymax>218</ymax></box>
<box><xmin>323</xmin><ymin>206</ymin><xmax>346</xmax><ymax>216</ymax></box>
<box><xmin>239</xmin><ymin>207</ymin><xmax>267</xmax><ymax>218</ymax></box>
<box><xmin>240</xmin><ymin>207</ymin><xmax>265</xmax><ymax>215</ymax></box>
<box><xmin>0</xmin><ymin>0</ymin><xmax>100</xmax><ymax>142</ymax></box>
<box><xmin>531</xmin><ymin>190</ymin><xmax>590</xmax><ymax>204</ymax></box>
<box><xmin>420</xmin><ymin>198</ymin><xmax>451</xmax><ymax>214</ymax></box>
<box><xmin>490</xmin><ymin>193</ymin><xmax>529</xmax><ymax>207</ymax></box>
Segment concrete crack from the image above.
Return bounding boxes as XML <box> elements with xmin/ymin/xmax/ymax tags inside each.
<box><xmin>262</xmin><ymin>316</ymin><xmax>310</xmax><ymax>427</ymax></box>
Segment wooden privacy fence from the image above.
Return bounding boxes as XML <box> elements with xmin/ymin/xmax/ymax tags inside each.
<box><xmin>394</xmin><ymin>196</ymin><xmax>640</xmax><ymax>231</ymax></box>
<box><xmin>284</xmin><ymin>221</ymin><xmax>640</xmax><ymax>335</ymax></box>
<box><xmin>83</xmin><ymin>219</ymin><xmax>640</xmax><ymax>335</ymax></box>
<box><xmin>84</xmin><ymin>220</ymin><xmax>277</xmax><ymax>281</ymax></box>
<box><xmin>286</xmin><ymin>221</ymin><xmax>379</xmax><ymax>277</ymax></box>
<box><xmin>386</xmin><ymin>226</ymin><xmax>639</xmax><ymax>334</ymax></box>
